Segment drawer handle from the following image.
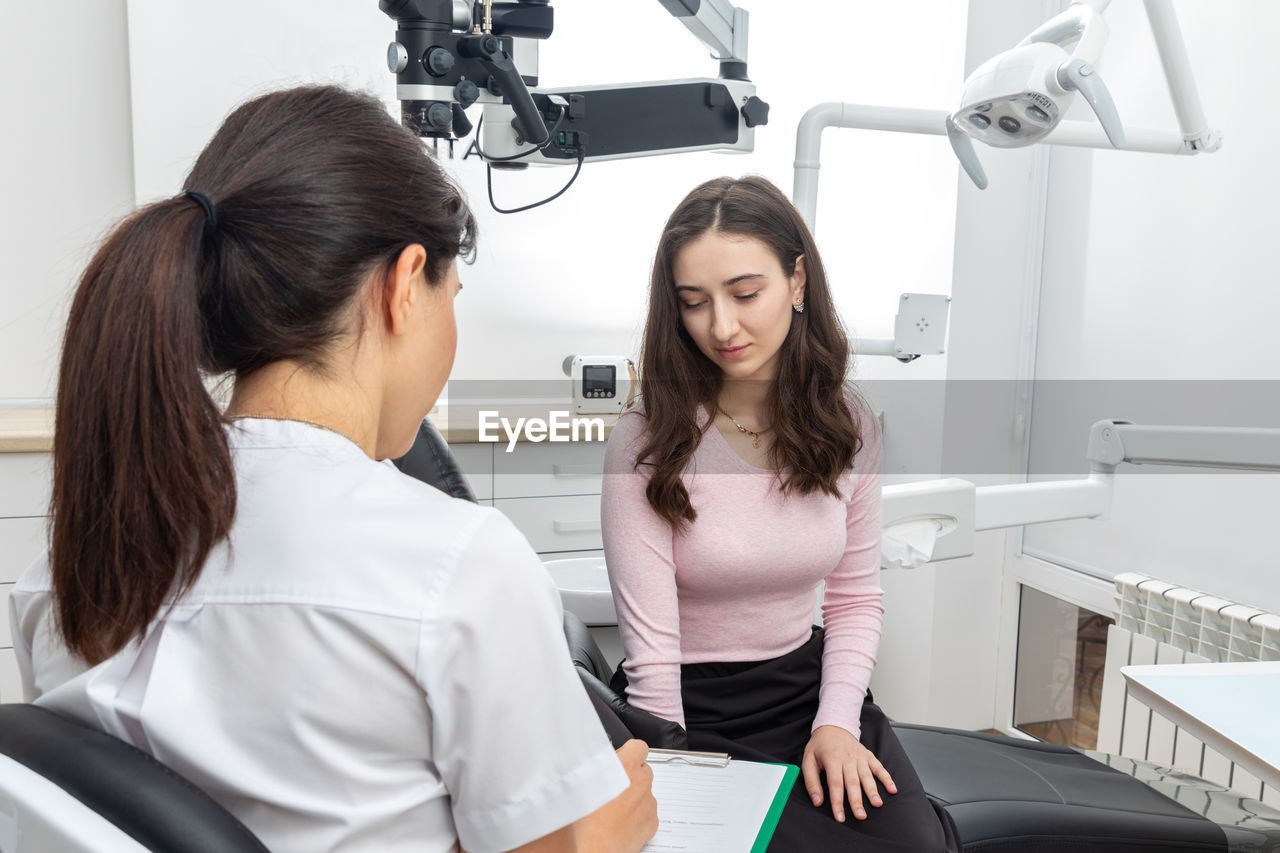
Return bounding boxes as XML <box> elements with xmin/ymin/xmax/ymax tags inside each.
<box><xmin>553</xmin><ymin>464</ymin><xmax>603</xmax><ymax>477</ymax></box>
<box><xmin>553</xmin><ymin>519</ymin><xmax>601</xmax><ymax>534</ymax></box>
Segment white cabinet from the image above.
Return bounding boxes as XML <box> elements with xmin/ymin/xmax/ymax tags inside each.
<box><xmin>0</xmin><ymin>516</ymin><xmax>47</xmax><ymax>584</ymax></box>
<box><xmin>494</xmin><ymin>441</ymin><xmax>604</xmax><ymax>498</ymax></box>
<box><xmin>488</xmin><ymin>441</ymin><xmax>608</xmax><ymax>555</ymax></box>
<box><xmin>495</xmin><ymin>494</ymin><xmax>604</xmax><ymax>553</ymax></box>
<box><xmin>0</xmin><ymin>454</ymin><xmax>51</xmax><ymax>703</ymax></box>
<box><xmin>0</xmin><ymin>585</ymin><xmax>12</xmax><ymax>651</ymax></box>
<box><xmin>0</xmin><ymin>454</ymin><xmax>52</xmax><ymax>517</ymax></box>
<box><xmin>0</xmin><ymin>648</ymin><xmax>20</xmax><ymax>704</ymax></box>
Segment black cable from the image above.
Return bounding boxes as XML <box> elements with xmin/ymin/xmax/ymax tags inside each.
<box><xmin>470</xmin><ymin>105</ymin><xmax>566</xmax><ymax>163</ymax></box>
<box><xmin>486</xmin><ymin>148</ymin><xmax>585</xmax><ymax>214</ymax></box>
<box><xmin>453</xmin><ymin>101</ymin><xmax>582</xmax><ymax>212</ymax></box>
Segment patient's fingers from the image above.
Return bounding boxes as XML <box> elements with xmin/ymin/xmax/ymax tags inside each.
<box><xmin>825</xmin><ymin>756</ymin><xmax>847</xmax><ymax>822</ymax></box>
<box><xmin>871</xmin><ymin>753</ymin><xmax>897</xmax><ymax>795</ymax></box>
<box><xmin>801</xmin><ymin>748</ymin><xmax>824</xmax><ymax>806</ymax></box>
<box><xmin>858</xmin><ymin>761</ymin><xmax>880</xmax><ymax>810</ymax></box>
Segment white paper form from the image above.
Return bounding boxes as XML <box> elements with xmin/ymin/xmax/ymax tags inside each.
<box><xmin>642</xmin><ymin>758</ymin><xmax>790</xmax><ymax>853</ymax></box>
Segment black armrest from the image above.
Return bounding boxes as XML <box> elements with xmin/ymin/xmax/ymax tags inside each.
<box><xmin>563</xmin><ymin>612</ymin><xmax>688</xmax><ymax>750</ymax></box>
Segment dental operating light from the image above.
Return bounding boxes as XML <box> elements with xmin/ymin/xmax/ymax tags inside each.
<box><xmin>947</xmin><ymin>1</ymin><xmax>1124</xmax><ymax>190</ymax></box>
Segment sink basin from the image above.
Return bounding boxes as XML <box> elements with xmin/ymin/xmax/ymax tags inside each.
<box><xmin>544</xmin><ymin>556</ymin><xmax>617</xmax><ymax>626</ymax></box>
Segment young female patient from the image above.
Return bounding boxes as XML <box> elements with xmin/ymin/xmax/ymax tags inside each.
<box><xmin>12</xmin><ymin>85</ymin><xmax>656</xmax><ymax>853</ymax></box>
<box><xmin>601</xmin><ymin>176</ymin><xmax>960</xmax><ymax>851</ymax></box>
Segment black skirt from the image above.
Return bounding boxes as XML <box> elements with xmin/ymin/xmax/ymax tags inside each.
<box><xmin>614</xmin><ymin>628</ymin><xmax>962</xmax><ymax>853</ymax></box>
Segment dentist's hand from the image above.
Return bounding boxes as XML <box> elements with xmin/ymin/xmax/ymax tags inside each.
<box><xmin>509</xmin><ymin>739</ymin><xmax>657</xmax><ymax>852</ymax></box>
<box><xmin>801</xmin><ymin>725</ymin><xmax>896</xmax><ymax>823</ymax></box>
<box><xmin>579</xmin><ymin>739</ymin><xmax>659</xmax><ymax>852</ymax></box>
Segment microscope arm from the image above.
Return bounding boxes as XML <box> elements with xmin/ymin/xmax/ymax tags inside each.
<box><xmin>659</xmin><ymin>0</ymin><xmax>750</xmax><ymax>69</ymax></box>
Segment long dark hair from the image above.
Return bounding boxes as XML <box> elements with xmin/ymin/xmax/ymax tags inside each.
<box><xmin>51</xmin><ymin>86</ymin><xmax>476</xmax><ymax>664</ymax></box>
<box><xmin>636</xmin><ymin>176</ymin><xmax>863</xmax><ymax>527</ymax></box>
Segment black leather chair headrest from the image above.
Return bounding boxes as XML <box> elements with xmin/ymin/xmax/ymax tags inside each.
<box><xmin>0</xmin><ymin>704</ymin><xmax>269</xmax><ymax>853</ymax></box>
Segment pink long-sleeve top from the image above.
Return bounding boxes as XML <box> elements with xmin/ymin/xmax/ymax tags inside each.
<box><xmin>601</xmin><ymin>401</ymin><xmax>884</xmax><ymax>740</ymax></box>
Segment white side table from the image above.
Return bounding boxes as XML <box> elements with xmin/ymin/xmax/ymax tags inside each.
<box><xmin>1121</xmin><ymin>661</ymin><xmax>1280</xmax><ymax>791</ymax></box>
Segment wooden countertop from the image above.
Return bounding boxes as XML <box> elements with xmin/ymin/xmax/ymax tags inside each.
<box><xmin>0</xmin><ymin>404</ymin><xmax>620</xmax><ymax>453</ymax></box>
<box><xmin>0</xmin><ymin>407</ymin><xmax>54</xmax><ymax>453</ymax></box>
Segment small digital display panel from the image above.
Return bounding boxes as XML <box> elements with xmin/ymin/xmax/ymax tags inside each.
<box><xmin>582</xmin><ymin>364</ymin><xmax>616</xmax><ymax>398</ymax></box>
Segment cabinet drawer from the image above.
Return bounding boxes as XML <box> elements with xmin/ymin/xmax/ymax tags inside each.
<box><xmin>494</xmin><ymin>441</ymin><xmax>606</xmax><ymax>498</ymax></box>
<box><xmin>0</xmin><ymin>584</ymin><xmax>10</xmax><ymax>649</ymax></box>
<box><xmin>0</xmin><ymin>516</ymin><xmax>46</xmax><ymax>583</ymax></box>
<box><xmin>0</xmin><ymin>453</ymin><xmax>52</xmax><ymax>517</ymax></box>
<box><xmin>495</xmin><ymin>495</ymin><xmax>603</xmax><ymax>553</ymax></box>
<box><xmin>0</xmin><ymin>648</ymin><xmax>21</xmax><ymax>704</ymax></box>
<box><xmin>447</xmin><ymin>443</ymin><xmax>494</xmax><ymax>501</ymax></box>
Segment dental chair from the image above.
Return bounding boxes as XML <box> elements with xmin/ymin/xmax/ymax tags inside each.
<box><xmin>395</xmin><ymin>417</ymin><xmax>1280</xmax><ymax>852</ymax></box>
<box><xmin>562</xmin><ymin>610</ymin><xmax>1280</xmax><ymax>852</ymax></box>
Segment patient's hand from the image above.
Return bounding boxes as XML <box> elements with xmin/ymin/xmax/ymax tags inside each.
<box><xmin>801</xmin><ymin>725</ymin><xmax>897</xmax><ymax>823</ymax></box>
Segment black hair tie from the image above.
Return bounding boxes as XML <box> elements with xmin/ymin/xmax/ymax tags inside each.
<box><xmin>183</xmin><ymin>190</ymin><xmax>218</xmax><ymax>239</ymax></box>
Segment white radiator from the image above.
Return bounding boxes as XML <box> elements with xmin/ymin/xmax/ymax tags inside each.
<box><xmin>1097</xmin><ymin>572</ymin><xmax>1280</xmax><ymax>808</ymax></box>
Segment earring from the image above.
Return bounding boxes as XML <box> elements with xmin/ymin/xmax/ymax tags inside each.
<box><xmin>793</xmin><ymin>300</ymin><xmax>805</xmax><ymax>314</ymax></box>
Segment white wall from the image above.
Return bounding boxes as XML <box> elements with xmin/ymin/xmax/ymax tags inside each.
<box><xmin>939</xmin><ymin>0</ymin><xmax>1280</xmax><ymax>732</ymax></box>
<box><xmin>879</xmin><ymin>0</ymin><xmax>1062</xmax><ymax>731</ymax></box>
<box><xmin>1022</xmin><ymin>0</ymin><xmax>1280</xmax><ymax>614</ymax></box>
<box><xmin>0</xmin><ymin>0</ymin><xmax>135</xmax><ymax>402</ymax></box>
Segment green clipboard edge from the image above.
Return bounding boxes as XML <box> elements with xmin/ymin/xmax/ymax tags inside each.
<box><xmin>749</xmin><ymin>763</ymin><xmax>799</xmax><ymax>853</ymax></box>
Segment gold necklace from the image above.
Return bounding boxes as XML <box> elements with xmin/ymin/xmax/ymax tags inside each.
<box><xmin>720</xmin><ymin>409</ymin><xmax>771</xmax><ymax>449</ymax></box>
<box><xmin>229</xmin><ymin>414</ymin><xmax>361</xmax><ymax>448</ymax></box>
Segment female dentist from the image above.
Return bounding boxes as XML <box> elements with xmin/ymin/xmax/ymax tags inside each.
<box><xmin>10</xmin><ymin>85</ymin><xmax>656</xmax><ymax>853</ymax></box>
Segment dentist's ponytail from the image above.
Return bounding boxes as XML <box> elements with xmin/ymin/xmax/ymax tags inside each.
<box><xmin>50</xmin><ymin>86</ymin><xmax>476</xmax><ymax>664</ymax></box>
<box><xmin>52</xmin><ymin>197</ymin><xmax>234</xmax><ymax>665</ymax></box>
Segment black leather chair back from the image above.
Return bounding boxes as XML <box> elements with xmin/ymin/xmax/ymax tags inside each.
<box><xmin>393</xmin><ymin>418</ymin><xmax>476</xmax><ymax>502</ymax></box>
<box><xmin>0</xmin><ymin>704</ymin><xmax>268</xmax><ymax>852</ymax></box>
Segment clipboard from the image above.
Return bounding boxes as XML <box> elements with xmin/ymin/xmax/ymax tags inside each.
<box><xmin>644</xmin><ymin>750</ymin><xmax>799</xmax><ymax>852</ymax></box>
<box><xmin>751</xmin><ymin>762</ymin><xmax>798</xmax><ymax>853</ymax></box>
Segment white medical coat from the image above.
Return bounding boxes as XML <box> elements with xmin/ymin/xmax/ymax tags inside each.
<box><xmin>11</xmin><ymin>418</ymin><xmax>627</xmax><ymax>852</ymax></box>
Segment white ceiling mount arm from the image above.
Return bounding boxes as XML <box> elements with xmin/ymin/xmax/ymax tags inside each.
<box><xmin>1144</xmin><ymin>0</ymin><xmax>1222</xmax><ymax>153</ymax></box>
<box><xmin>851</xmin><ymin>293</ymin><xmax>951</xmax><ymax>360</ymax></box>
<box><xmin>1090</xmin><ymin>420</ymin><xmax>1280</xmax><ymax>472</ymax></box>
<box><xmin>880</xmin><ymin>421</ymin><xmax>1280</xmax><ymax>569</ymax></box>
<box><xmin>1021</xmin><ymin>3</ymin><xmax>1110</xmax><ymax>68</ymax></box>
<box><xmin>793</xmin><ymin>103</ymin><xmax>949</xmax><ymax>231</ymax></box>
<box><xmin>1073</xmin><ymin>0</ymin><xmax>1112</xmax><ymax>14</ymax></box>
<box><xmin>658</xmin><ymin>0</ymin><xmax>749</xmax><ymax>65</ymax></box>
